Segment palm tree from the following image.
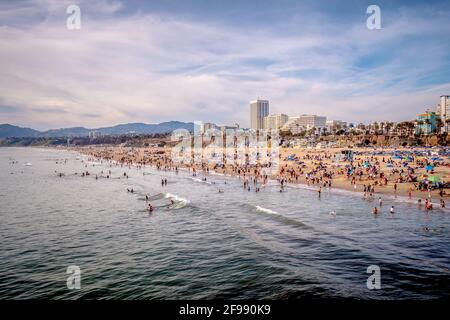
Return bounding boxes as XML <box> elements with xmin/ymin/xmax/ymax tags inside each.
<box><xmin>373</xmin><ymin>122</ymin><xmax>379</xmax><ymax>134</ymax></box>
<box><xmin>446</xmin><ymin>118</ymin><xmax>450</xmax><ymax>133</ymax></box>
<box><xmin>424</xmin><ymin>119</ymin><xmax>431</xmax><ymax>135</ymax></box>
<box><xmin>417</xmin><ymin>120</ymin><xmax>424</xmax><ymax>135</ymax></box>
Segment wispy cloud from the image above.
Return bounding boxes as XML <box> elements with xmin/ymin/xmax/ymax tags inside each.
<box><xmin>0</xmin><ymin>0</ymin><xmax>449</xmax><ymax>130</ymax></box>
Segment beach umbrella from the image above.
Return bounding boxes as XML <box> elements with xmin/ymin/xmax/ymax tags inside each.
<box><xmin>428</xmin><ymin>176</ymin><xmax>440</xmax><ymax>183</ymax></box>
<box><xmin>426</xmin><ymin>165</ymin><xmax>434</xmax><ymax>171</ymax></box>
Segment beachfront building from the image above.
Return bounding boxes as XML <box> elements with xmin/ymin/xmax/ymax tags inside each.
<box><xmin>219</xmin><ymin>125</ymin><xmax>239</xmax><ymax>134</ymax></box>
<box><xmin>250</xmin><ymin>99</ymin><xmax>269</xmax><ymax>130</ymax></box>
<box><xmin>199</xmin><ymin>122</ymin><xmax>219</xmax><ymax>134</ymax></box>
<box><xmin>437</xmin><ymin>95</ymin><xmax>450</xmax><ymax>132</ymax></box>
<box><xmin>263</xmin><ymin>114</ymin><xmax>289</xmax><ymax>130</ymax></box>
<box><xmin>416</xmin><ymin>111</ymin><xmax>438</xmax><ymax>135</ymax></box>
<box><xmin>282</xmin><ymin>114</ymin><xmax>327</xmax><ymax>135</ymax></box>
<box><xmin>326</xmin><ymin>120</ymin><xmax>347</xmax><ymax>134</ymax></box>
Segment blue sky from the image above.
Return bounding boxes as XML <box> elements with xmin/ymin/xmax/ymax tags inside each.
<box><xmin>0</xmin><ymin>0</ymin><xmax>449</xmax><ymax>130</ymax></box>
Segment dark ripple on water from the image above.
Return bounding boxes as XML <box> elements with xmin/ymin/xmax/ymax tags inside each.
<box><xmin>0</xmin><ymin>147</ymin><xmax>449</xmax><ymax>299</ymax></box>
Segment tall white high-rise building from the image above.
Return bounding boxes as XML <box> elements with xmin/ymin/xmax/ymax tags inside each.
<box><xmin>282</xmin><ymin>115</ymin><xmax>327</xmax><ymax>134</ymax></box>
<box><xmin>263</xmin><ymin>114</ymin><xmax>289</xmax><ymax>130</ymax></box>
<box><xmin>438</xmin><ymin>95</ymin><xmax>450</xmax><ymax>117</ymax></box>
<box><xmin>436</xmin><ymin>95</ymin><xmax>450</xmax><ymax>132</ymax></box>
<box><xmin>250</xmin><ymin>99</ymin><xmax>269</xmax><ymax>130</ymax></box>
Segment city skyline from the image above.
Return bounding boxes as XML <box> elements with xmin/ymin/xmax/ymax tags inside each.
<box><xmin>1</xmin><ymin>0</ymin><xmax>450</xmax><ymax>130</ymax></box>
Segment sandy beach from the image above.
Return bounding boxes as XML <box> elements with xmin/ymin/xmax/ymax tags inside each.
<box><xmin>72</xmin><ymin>145</ymin><xmax>450</xmax><ymax>206</ymax></box>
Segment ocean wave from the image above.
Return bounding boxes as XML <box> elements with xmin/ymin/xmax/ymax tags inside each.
<box><xmin>255</xmin><ymin>205</ymin><xmax>278</xmax><ymax>214</ymax></box>
<box><xmin>164</xmin><ymin>193</ymin><xmax>190</xmax><ymax>208</ymax></box>
<box><xmin>191</xmin><ymin>177</ymin><xmax>212</xmax><ymax>185</ymax></box>
<box><xmin>252</xmin><ymin>205</ymin><xmax>311</xmax><ymax>229</ymax></box>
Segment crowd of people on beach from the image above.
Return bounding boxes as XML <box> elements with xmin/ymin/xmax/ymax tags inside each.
<box><xmin>72</xmin><ymin>146</ymin><xmax>450</xmax><ymax>215</ymax></box>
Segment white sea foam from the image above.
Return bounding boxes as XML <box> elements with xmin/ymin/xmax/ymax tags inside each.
<box><xmin>164</xmin><ymin>192</ymin><xmax>190</xmax><ymax>205</ymax></box>
<box><xmin>191</xmin><ymin>177</ymin><xmax>212</xmax><ymax>185</ymax></box>
<box><xmin>255</xmin><ymin>205</ymin><xmax>278</xmax><ymax>214</ymax></box>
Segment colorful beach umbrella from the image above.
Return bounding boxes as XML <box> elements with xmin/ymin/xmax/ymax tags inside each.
<box><xmin>428</xmin><ymin>176</ymin><xmax>440</xmax><ymax>183</ymax></box>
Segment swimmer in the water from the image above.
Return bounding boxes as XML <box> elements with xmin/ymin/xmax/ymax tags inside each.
<box><xmin>147</xmin><ymin>203</ymin><xmax>153</xmax><ymax>212</ymax></box>
<box><xmin>145</xmin><ymin>195</ymin><xmax>149</xmax><ymax>201</ymax></box>
<box><xmin>390</xmin><ymin>206</ymin><xmax>395</xmax><ymax>213</ymax></box>
<box><xmin>372</xmin><ymin>207</ymin><xmax>379</xmax><ymax>215</ymax></box>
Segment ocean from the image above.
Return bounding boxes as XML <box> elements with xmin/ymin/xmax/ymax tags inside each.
<box><xmin>0</xmin><ymin>147</ymin><xmax>449</xmax><ymax>299</ymax></box>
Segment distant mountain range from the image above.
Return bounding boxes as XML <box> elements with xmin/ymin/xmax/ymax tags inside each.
<box><xmin>0</xmin><ymin>121</ymin><xmax>194</xmax><ymax>138</ymax></box>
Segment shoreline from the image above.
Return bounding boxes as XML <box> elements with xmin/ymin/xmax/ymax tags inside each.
<box><xmin>61</xmin><ymin>145</ymin><xmax>450</xmax><ymax>210</ymax></box>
